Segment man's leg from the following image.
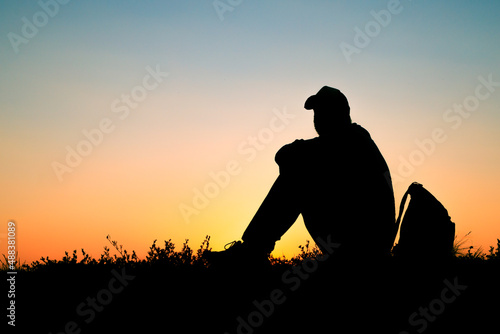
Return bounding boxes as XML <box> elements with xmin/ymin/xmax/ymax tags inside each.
<box><xmin>241</xmin><ymin>174</ymin><xmax>301</xmax><ymax>253</ymax></box>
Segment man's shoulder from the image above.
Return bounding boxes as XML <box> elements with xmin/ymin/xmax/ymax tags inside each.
<box><xmin>350</xmin><ymin>123</ymin><xmax>372</xmax><ymax>139</ymax></box>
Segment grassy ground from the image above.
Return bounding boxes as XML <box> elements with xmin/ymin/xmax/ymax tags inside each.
<box><xmin>3</xmin><ymin>235</ymin><xmax>500</xmax><ymax>333</ymax></box>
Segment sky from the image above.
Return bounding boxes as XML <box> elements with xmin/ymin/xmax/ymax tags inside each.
<box><xmin>1</xmin><ymin>0</ymin><xmax>500</xmax><ymax>263</ymax></box>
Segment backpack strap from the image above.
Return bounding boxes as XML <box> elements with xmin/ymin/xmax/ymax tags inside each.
<box><xmin>394</xmin><ymin>182</ymin><xmax>422</xmax><ymax>240</ymax></box>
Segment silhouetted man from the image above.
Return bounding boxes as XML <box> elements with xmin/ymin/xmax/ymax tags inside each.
<box><xmin>206</xmin><ymin>86</ymin><xmax>396</xmax><ymax>265</ymax></box>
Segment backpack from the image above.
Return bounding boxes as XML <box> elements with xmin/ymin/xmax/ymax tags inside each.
<box><xmin>392</xmin><ymin>182</ymin><xmax>455</xmax><ymax>260</ymax></box>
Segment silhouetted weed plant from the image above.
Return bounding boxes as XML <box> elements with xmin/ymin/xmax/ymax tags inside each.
<box><xmin>486</xmin><ymin>238</ymin><xmax>500</xmax><ymax>261</ymax></box>
<box><xmin>269</xmin><ymin>239</ymin><xmax>322</xmax><ymax>266</ymax></box>
<box><xmin>145</xmin><ymin>236</ymin><xmax>210</xmax><ymax>267</ymax></box>
<box><xmin>451</xmin><ymin>231</ymin><xmax>490</xmax><ymax>262</ymax></box>
<box><xmin>0</xmin><ymin>251</ymin><xmax>28</xmax><ymax>271</ymax></box>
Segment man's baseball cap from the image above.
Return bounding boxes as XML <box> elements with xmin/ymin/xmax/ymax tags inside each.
<box><xmin>304</xmin><ymin>86</ymin><xmax>350</xmax><ymax>114</ymax></box>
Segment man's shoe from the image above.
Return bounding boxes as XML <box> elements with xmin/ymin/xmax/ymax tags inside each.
<box><xmin>203</xmin><ymin>241</ymin><xmax>270</xmax><ymax>269</ymax></box>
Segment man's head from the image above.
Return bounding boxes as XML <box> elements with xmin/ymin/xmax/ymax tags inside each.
<box><xmin>304</xmin><ymin>86</ymin><xmax>351</xmax><ymax>136</ymax></box>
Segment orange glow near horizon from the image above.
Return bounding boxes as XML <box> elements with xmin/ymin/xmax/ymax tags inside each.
<box><xmin>5</xmin><ymin>110</ymin><xmax>500</xmax><ymax>264</ymax></box>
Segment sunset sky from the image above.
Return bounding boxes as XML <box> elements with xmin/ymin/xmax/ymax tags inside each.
<box><xmin>1</xmin><ymin>0</ymin><xmax>500</xmax><ymax>263</ymax></box>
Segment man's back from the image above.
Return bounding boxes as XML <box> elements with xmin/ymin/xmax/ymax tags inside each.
<box><xmin>275</xmin><ymin>123</ymin><xmax>396</xmax><ymax>258</ymax></box>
